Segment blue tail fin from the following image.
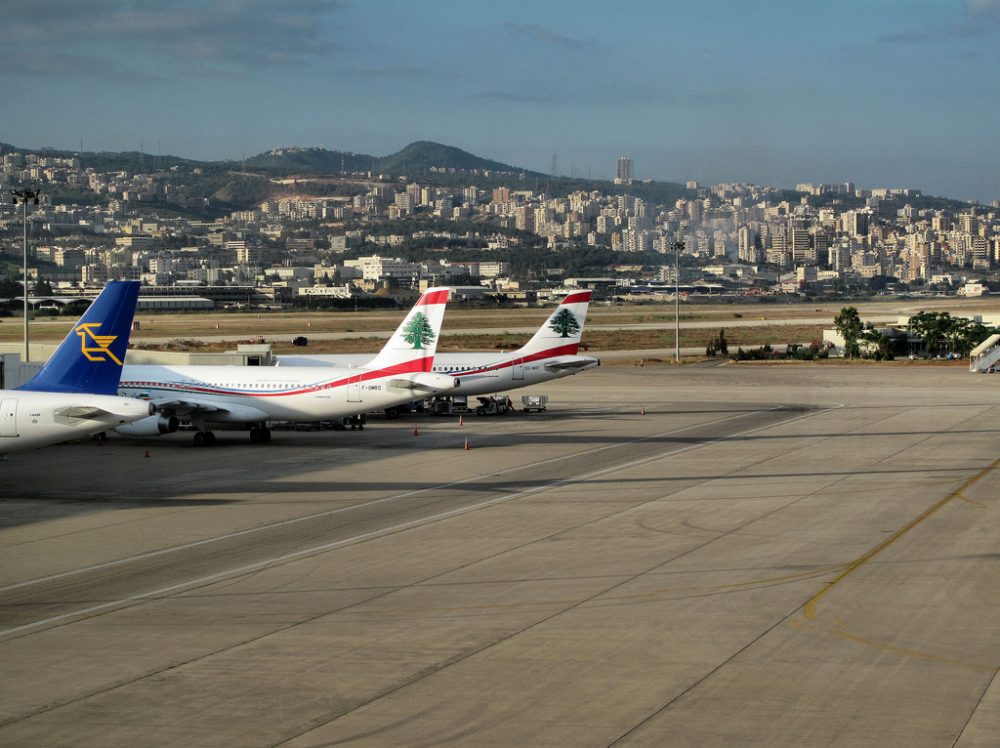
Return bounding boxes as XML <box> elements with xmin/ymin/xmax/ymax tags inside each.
<box><xmin>18</xmin><ymin>281</ymin><xmax>140</xmax><ymax>395</ymax></box>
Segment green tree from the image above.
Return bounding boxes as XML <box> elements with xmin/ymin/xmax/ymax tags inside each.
<box><xmin>706</xmin><ymin>329</ymin><xmax>728</xmax><ymax>357</ymax></box>
<box><xmin>945</xmin><ymin>318</ymin><xmax>995</xmax><ymax>357</ymax></box>
<box><xmin>860</xmin><ymin>328</ymin><xmax>891</xmax><ymax>360</ymax></box>
<box><xmin>0</xmin><ymin>278</ymin><xmax>22</xmax><ymax>298</ymax></box>
<box><xmin>548</xmin><ymin>308</ymin><xmax>581</xmax><ymax>338</ymax></box>
<box><xmin>906</xmin><ymin>311</ymin><xmax>998</xmax><ymax>358</ymax></box>
<box><xmin>908</xmin><ymin>311</ymin><xmax>952</xmax><ymax>355</ymax></box>
<box><xmin>402</xmin><ymin>312</ymin><xmax>435</xmax><ymax>349</ymax></box>
<box><xmin>834</xmin><ymin>306</ymin><xmax>863</xmax><ymax>358</ymax></box>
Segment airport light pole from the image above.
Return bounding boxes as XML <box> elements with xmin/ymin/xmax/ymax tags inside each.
<box><xmin>672</xmin><ymin>241</ymin><xmax>684</xmax><ymax>362</ymax></box>
<box><xmin>11</xmin><ymin>188</ymin><xmax>40</xmax><ymax>362</ymax></box>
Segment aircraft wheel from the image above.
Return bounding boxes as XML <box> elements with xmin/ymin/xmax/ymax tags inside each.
<box><xmin>205</xmin><ymin>431</ymin><xmax>216</xmax><ymax>446</ymax></box>
<box><xmin>261</xmin><ymin>427</ymin><xmax>271</xmax><ymax>442</ymax></box>
<box><xmin>249</xmin><ymin>427</ymin><xmax>261</xmax><ymax>443</ymax></box>
<box><xmin>193</xmin><ymin>431</ymin><xmax>207</xmax><ymax>447</ymax></box>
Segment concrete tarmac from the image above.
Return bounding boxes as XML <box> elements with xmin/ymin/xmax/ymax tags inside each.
<box><xmin>0</xmin><ymin>364</ymin><xmax>998</xmax><ymax>747</ymax></box>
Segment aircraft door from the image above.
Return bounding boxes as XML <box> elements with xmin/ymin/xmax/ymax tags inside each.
<box><xmin>512</xmin><ymin>360</ymin><xmax>524</xmax><ymax>381</ymax></box>
<box><xmin>347</xmin><ymin>374</ymin><xmax>363</xmax><ymax>402</ymax></box>
<box><xmin>0</xmin><ymin>398</ymin><xmax>18</xmax><ymax>437</ymax></box>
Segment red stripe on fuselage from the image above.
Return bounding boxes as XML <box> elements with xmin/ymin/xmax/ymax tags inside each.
<box><xmin>120</xmin><ymin>356</ymin><xmax>434</xmax><ymax>399</ymax></box>
<box><xmin>416</xmin><ymin>289</ymin><xmax>450</xmax><ymax>306</ymax></box>
<box><xmin>459</xmin><ymin>343</ymin><xmax>582</xmax><ymax>376</ymax></box>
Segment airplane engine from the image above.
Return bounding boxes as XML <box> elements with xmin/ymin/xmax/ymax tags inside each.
<box><xmin>115</xmin><ymin>414</ymin><xmax>179</xmax><ymax>437</ymax></box>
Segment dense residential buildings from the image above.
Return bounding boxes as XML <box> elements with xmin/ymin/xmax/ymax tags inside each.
<box><xmin>1</xmin><ymin>148</ymin><xmax>998</xmax><ymax>308</ymax></box>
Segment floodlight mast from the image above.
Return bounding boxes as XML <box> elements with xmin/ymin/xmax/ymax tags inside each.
<box><xmin>672</xmin><ymin>241</ymin><xmax>684</xmax><ymax>362</ymax></box>
<box><xmin>11</xmin><ymin>188</ymin><xmax>40</xmax><ymax>362</ymax></box>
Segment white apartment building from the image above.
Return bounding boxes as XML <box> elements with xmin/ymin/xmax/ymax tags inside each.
<box><xmin>344</xmin><ymin>255</ymin><xmax>422</xmax><ymax>282</ymax></box>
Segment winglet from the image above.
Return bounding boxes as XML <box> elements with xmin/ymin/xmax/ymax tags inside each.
<box><xmin>364</xmin><ymin>287</ymin><xmax>450</xmax><ymax>374</ymax></box>
<box><xmin>518</xmin><ymin>291</ymin><xmax>592</xmax><ymax>356</ymax></box>
<box><xmin>18</xmin><ymin>281</ymin><xmax>140</xmax><ymax>395</ymax></box>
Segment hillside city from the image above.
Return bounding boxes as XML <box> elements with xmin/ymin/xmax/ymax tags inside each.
<box><xmin>1</xmin><ymin>144</ymin><xmax>999</xmax><ymax>311</ymax></box>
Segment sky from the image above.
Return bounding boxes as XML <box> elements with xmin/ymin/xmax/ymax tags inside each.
<box><xmin>1</xmin><ymin>0</ymin><xmax>998</xmax><ymax>201</ymax></box>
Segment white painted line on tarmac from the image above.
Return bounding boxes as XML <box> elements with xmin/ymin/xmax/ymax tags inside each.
<box><xmin>0</xmin><ymin>407</ymin><xmax>784</xmax><ymax>595</ymax></box>
<box><xmin>0</xmin><ymin>404</ymin><xmax>838</xmax><ymax>639</ymax></box>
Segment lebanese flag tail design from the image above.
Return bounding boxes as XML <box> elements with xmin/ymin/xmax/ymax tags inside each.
<box><xmin>518</xmin><ymin>291</ymin><xmax>592</xmax><ymax>356</ymax></box>
<box><xmin>364</xmin><ymin>287</ymin><xmax>450</xmax><ymax>373</ymax></box>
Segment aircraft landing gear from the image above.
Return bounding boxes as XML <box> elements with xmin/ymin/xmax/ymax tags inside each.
<box><xmin>193</xmin><ymin>430</ymin><xmax>216</xmax><ymax>447</ymax></box>
<box><xmin>249</xmin><ymin>425</ymin><xmax>272</xmax><ymax>443</ymax></box>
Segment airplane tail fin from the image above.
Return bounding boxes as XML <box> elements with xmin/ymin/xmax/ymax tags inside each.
<box><xmin>364</xmin><ymin>287</ymin><xmax>450</xmax><ymax>374</ymax></box>
<box><xmin>18</xmin><ymin>281</ymin><xmax>140</xmax><ymax>395</ymax></box>
<box><xmin>518</xmin><ymin>291</ymin><xmax>592</xmax><ymax>356</ymax></box>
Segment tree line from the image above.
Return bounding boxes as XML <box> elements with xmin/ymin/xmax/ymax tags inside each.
<box><xmin>834</xmin><ymin>307</ymin><xmax>997</xmax><ymax>360</ymax></box>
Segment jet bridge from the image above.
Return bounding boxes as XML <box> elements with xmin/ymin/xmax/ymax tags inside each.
<box><xmin>969</xmin><ymin>334</ymin><xmax>1000</xmax><ymax>373</ymax></box>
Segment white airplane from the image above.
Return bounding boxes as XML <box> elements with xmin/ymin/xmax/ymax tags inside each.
<box><xmin>117</xmin><ymin>288</ymin><xmax>457</xmax><ymax>445</ymax></box>
<box><xmin>1</xmin><ymin>281</ymin><xmax>153</xmax><ymax>454</ymax></box>
<box><xmin>275</xmin><ymin>291</ymin><xmax>599</xmax><ymax>400</ymax></box>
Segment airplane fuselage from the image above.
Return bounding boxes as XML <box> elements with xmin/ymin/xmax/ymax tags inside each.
<box><xmin>0</xmin><ymin>391</ymin><xmax>154</xmax><ymax>453</ymax></box>
<box><xmin>275</xmin><ymin>351</ymin><xmax>599</xmax><ymax>397</ymax></box>
<box><xmin>118</xmin><ymin>363</ymin><xmax>457</xmax><ymax>425</ymax></box>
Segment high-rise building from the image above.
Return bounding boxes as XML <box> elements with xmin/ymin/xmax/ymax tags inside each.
<box><xmin>738</xmin><ymin>225</ymin><xmax>763</xmax><ymax>264</ymax></box>
<box><xmin>790</xmin><ymin>226</ymin><xmax>814</xmax><ymax>265</ymax></box>
<box><xmin>616</xmin><ymin>157</ymin><xmax>632</xmax><ymax>185</ymax></box>
<box><xmin>843</xmin><ymin>210</ymin><xmax>870</xmax><ymax>237</ymax></box>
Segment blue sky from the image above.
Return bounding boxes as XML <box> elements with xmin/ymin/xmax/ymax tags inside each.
<box><xmin>1</xmin><ymin>0</ymin><xmax>998</xmax><ymax>201</ymax></box>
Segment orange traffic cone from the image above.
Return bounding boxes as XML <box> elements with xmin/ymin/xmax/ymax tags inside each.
<box><xmin>143</xmin><ymin>449</ymin><xmax>151</xmax><ymax>458</ymax></box>
<box><xmin>640</xmin><ymin>406</ymin><xmax>646</xmax><ymax>415</ymax></box>
<box><xmin>464</xmin><ymin>438</ymin><xmax>470</xmax><ymax>451</ymax></box>
<box><xmin>413</xmin><ymin>425</ymin><xmax>420</xmax><ymax>436</ymax></box>
<box><xmin>458</xmin><ymin>415</ymin><xmax>464</xmax><ymax>426</ymax></box>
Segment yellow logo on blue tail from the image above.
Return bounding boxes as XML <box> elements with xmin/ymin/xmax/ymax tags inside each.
<box><xmin>75</xmin><ymin>322</ymin><xmax>123</xmax><ymax>365</ymax></box>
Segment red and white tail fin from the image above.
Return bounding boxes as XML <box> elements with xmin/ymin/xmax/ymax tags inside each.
<box><xmin>364</xmin><ymin>287</ymin><xmax>450</xmax><ymax>373</ymax></box>
<box><xmin>518</xmin><ymin>291</ymin><xmax>592</xmax><ymax>356</ymax></box>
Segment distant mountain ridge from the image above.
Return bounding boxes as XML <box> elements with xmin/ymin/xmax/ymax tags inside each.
<box><xmin>245</xmin><ymin>141</ymin><xmax>541</xmax><ymax>178</ymax></box>
<box><xmin>245</xmin><ymin>146</ymin><xmax>376</xmax><ymax>173</ymax></box>
<box><xmin>378</xmin><ymin>141</ymin><xmax>530</xmax><ymax>175</ymax></box>
<box><xmin>2</xmin><ymin>139</ymin><xmax>544</xmax><ymax>179</ymax></box>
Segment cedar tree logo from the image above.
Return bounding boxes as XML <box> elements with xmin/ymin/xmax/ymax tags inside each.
<box><xmin>402</xmin><ymin>312</ymin><xmax>436</xmax><ymax>349</ymax></box>
<box><xmin>548</xmin><ymin>308</ymin><xmax>580</xmax><ymax>338</ymax></box>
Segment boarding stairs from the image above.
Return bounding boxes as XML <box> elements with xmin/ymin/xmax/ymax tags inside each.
<box><xmin>969</xmin><ymin>334</ymin><xmax>1000</xmax><ymax>373</ymax></box>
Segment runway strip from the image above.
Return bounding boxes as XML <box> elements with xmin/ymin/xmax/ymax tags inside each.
<box><xmin>1</xmin><ymin>364</ymin><xmax>998</xmax><ymax>746</ymax></box>
<box><xmin>0</xmin><ymin>404</ymin><xmax>809</xmax><ymax>638</ymax></box>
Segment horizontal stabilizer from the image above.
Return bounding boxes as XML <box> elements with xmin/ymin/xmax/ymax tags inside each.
<box><xmin>53</xmin><ymin>405</ymin><xmax>111</xmax><ymax>420</ymax></box>
<box><xmin>544</xmin><ymin>358</ymin><xmax>598</xmax><ymax>372</ymax></box>
<box><xmin>387</xmin><ymin>372</ymin><xmax>460</xmax><ymax>392</ymax></box>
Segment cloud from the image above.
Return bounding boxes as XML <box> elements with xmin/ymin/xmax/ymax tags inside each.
<box><xmin>878</xmin><ymin>30</ymin><xmax>934</xmax><ymax>44</ymax></box>
<box><xmin>966</xmin><ymin>0</ymin><xmax>1000</xmax><ymax>17</ymax></box>
<box><xmin>465</xmin><ymin>90</ymin><xmax>551</xmax><ymax>103</ymax></box>
<box><xmin>504</xmin><ymin>23</ymin><xmax>590</xmax><ymax>50</ymax></box>
<box><xmin>879</xmin><ymin>0</ymin><xmax>1000</xmax><ymax>43</ymax></box>
<box><xmin>0</xmin><ymin>49</ymin><xmax>169</xmax><ymax>84</ymax></box>
<box><xmin>347</xmin><ymin>66</ymin><xmax>434</xmax><ymax>79</ymax></box>
<box><xmin>2</xmin><ymin>0</ymin><xmax>345</xmax><ymax>79</ymax></box>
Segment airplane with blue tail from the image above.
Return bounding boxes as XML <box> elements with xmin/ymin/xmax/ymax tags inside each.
<box><xmin>1</xmin><ymin>281</ymin><xmax>154</xmax><ymax>454</ymax></box>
